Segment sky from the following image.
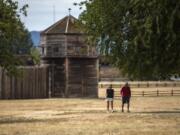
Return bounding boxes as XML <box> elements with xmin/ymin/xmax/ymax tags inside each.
<box><xmin>18</xmin><ymin>0</ymin><xmax>84</xmax><ymax>31</ymax></box>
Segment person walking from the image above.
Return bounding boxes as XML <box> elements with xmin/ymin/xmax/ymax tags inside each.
<box><xmin>120</xmin><ymin>82</ymin><xmax>131</xmax><ymax>112</ymax></box>
<box><xmin>106</xmin><ymin>84</ymin><xmax>114</xmax><ymax>113</ymax></box>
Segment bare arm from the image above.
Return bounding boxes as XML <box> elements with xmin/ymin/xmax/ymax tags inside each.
<box><xmin>106</xmin><ymin>89</ymin><xmax>107</xmax><ymax>98</ymax></box>
<box><xmin>120</xmin><ymin>88</ymin><xmax>123</xmax><ymax>96</ymax></box>
<box><xmin>129</xmin><ymin>87</ymin><xmax>131</xmax><ymax>97</ymax></box>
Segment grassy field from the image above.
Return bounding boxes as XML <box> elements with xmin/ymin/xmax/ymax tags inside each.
<box><xmin>0</xmin><ymin>97</ymin><xmax>180</xmax><ymax>135</ymax></box>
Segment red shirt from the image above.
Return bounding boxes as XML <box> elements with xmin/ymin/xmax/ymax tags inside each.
<box><xmin>121</xmin><ymin>86</ymin><xmax>131</xmax><ymax>97</ymax></box>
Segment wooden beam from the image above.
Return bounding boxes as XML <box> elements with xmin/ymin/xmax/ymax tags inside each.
<box><xmin>96</xmin><ymin>59</ymin><xmax>99</xmax><ymax>97</ymax></box>
<box><xmin>48</xmin><ymin>66</ymin><xmax>52</xmax><ymax>98</ymax></box>
<box><xmin>52</xmin><ymin>63</ymin><xmax>55</xmax><ymax>97</ymax></box>
<box><xmin>0</xmin><ymin>67</ymin><xmax>2</xmax><ymax>99</ymax></box>
<box><xmin>81</xmin><ymin>63</ymin><xmax>85</xmax><ymax>97</ymax></box>
<box><xmin>65</xmin><ymin>58</ymin><xmax>69</xmax><ymax>97</ymax></box>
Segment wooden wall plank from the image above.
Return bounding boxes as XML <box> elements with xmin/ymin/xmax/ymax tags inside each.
<box><xmin>32</xmin><ymin>67</ymin><xmax>35</xmax><ymax>98</ymax></box>
<box><xmin>0</xmin><ymin>68</ymin><xmax>2</xmax><ymax>99</ymax></box>
<box><xmin>67</xmin><ymin>58</ymin><xmax>98</xmax><ymax>97</ymax></box>
<box><xmin>11</xmin><ymin>76</ymin><xmax>15</xmax><ymax>99</ymax></box>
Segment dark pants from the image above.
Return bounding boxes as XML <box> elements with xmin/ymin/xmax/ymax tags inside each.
<box><xmin>122</xmin><ymin>96</ymin><xmax>130</xmax><ymax>104</ymax></box>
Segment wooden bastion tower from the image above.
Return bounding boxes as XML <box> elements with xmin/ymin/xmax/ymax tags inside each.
<box><xmin>40</xmin><ymin>15</ymin><xmax>99</xmax><ymax>97</ymax></box>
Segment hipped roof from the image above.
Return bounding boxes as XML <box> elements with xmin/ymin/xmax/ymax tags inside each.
<box><xmin>41</xmin><ymin>15</ymin><xmax>83</xmax><ymax>34</ymax></box>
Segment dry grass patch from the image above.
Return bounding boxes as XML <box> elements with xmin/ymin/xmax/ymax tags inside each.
<box><xmin>0</xmin><ymin>97</ymin><xmax>180</xmax><ymax>135</ymax></box>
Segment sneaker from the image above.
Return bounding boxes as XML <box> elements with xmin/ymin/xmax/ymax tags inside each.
<box><xmin>111</xmin><ymin>110</ymin><xmax>114</xmax><ymax>113</ymax></box>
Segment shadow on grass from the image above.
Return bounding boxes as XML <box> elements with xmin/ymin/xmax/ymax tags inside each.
<box><xmin>0</xmin><ymin>110</ymin><xmax>179</xmax><ymax>124</ymax></box>
<box><xmin>0</xmin><ymin>117</ymin><xmax>68</xmax><ymax>124</ymax></box>
<box><xmin>134</xmin><ymin>111</ymin><xmax>180</xmax><ymax>114</ymax></box>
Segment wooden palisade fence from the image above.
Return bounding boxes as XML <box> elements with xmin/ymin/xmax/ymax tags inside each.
<box><xmin>0</xmin><ymin>66</ymin><xmax>49</xmax><ymax>99</ymax></box>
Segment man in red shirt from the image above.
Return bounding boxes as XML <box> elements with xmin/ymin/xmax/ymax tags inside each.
<box><xmin>120</xmin><ymin>82</ymin><xmax>131</xmax><ymax>112</ymax></box>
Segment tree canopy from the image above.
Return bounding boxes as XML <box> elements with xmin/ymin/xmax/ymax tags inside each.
<box><xmin>0</xmin><ymin>0</ymin><xmax>33</xmax><ymax>75</ymax></box>
<box><xmin>76</xmin><ymin>0</ymin><xmax>180</xmax><ymax>80</ymax></box>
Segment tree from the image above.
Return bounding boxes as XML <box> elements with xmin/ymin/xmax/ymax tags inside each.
<box><xmin>30</xmin><ymin>47</ymin><xmax>40</xmax><ymax>65</ymax></box>
<box><xmin>76</xmin><ymin>0</ymin><xmax>180</xmax><ymax>80</ymax></box>
<box><xmin>0</xmin><ymin>0</ymin><xmax>32</xmax><ymax>75</ymax></box>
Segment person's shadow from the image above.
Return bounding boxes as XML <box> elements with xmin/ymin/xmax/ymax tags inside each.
<box><xmin>133</xmin><ymin>110</ymin><xmax>180</xmax><ymax>114</ymax></box>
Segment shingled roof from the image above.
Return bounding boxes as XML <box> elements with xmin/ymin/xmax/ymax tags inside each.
<box><xmin>41</xmin><ymin>15</ymin><xmax>83</xmax><ymax>34</ymax></box>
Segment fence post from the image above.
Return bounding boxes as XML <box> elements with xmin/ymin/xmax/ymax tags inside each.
<box><xmin>156</xmin><ymin>83</ymin><xmax>158</xmax><ymax>87</ymax></box>
<box><xmin>147</xmin><ymin>82</ymin><xmax>149</xmax><ymax>87</ymax></box>
<box><xmin>171</xmin><ymin>89</ymin><xmax>173</xmax><ymax>96</ymax></box>
<box><xmin>138</xmin><ymin>83</ymin><xmax>140</xmax><ymax>88</ymax></box>
<box><xmin>157</xmin><ymin>90</ymin><xmax>159</xmax><ymax>96</ymax></box>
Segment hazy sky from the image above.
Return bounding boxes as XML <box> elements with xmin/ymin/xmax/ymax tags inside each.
<box><xmin>18</xmin><ymin>0</ymin><xmax>84</xmax><ymax>31</ymax></box>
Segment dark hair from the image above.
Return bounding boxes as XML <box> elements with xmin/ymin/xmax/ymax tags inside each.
<box><xmin>125</xmin><ymin>82</ymin><xmax>129</xmax><ymax>86</ymax></box>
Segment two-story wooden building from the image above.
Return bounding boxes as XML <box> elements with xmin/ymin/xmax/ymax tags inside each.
<box><xmin>40</xmin><ymin>15</ymin><xmax>98</xmax><ymax>97</ymax></box>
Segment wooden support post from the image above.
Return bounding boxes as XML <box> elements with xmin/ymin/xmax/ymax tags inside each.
<box><xmin>157</xmin><ymin>90</ymin><xmax>159</xmax><ymax>96</ymax></box>
<box><xmin>96</xmin><ymin>59</ymin><xmax>99</xmax><ymax>97</ymax></box>
<box><xmin>147</xmin><ymin>82</ymin><xmax>149</xmax><ymax>87</ymax></box>
<box><xmin>48</xmin><ymin>66</ymin><xmax>52</xmax><ymax>98</ymax></box>
<box><xmin>1</xmin><ymin>69</ymin><xmax>5</xmax><ymax>99</ymax></box>
<box><xmin>11</xmin><ymin>76</ymin><xmax>15</xmax><ymax>99</ymax></box>
<box><xmin>81</xmin><ymin>63</ymin><xmax>85</xmax><ymax>97</ymax></box>
<box><xmin>65</xmin><ymin>58</ymin><xmax>69</xmax><ymax>97</ymax></box>
<box><xmin>0</xmin><ymin>67</ymin><xmax>2</xmax><ymax>99</ymax></box>
<box><xmin>51</xmin><ymin>63</ymin><xmax>55</xmax><ymax>97</ymax></box>
<box><xmin>171</xmin><ymin>89</ymin><xmax>173</xmax><ymax>96</ymax></box>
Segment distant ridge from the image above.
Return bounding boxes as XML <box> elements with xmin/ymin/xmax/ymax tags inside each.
<box><xmin>30</xmin><ymin>31</ymin><xmax>40</xmax><ymax>47</ymax></box>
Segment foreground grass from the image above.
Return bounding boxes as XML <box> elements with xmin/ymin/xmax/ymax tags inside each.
<box><xmin>0</xmin><ymin>97</ymin><xmax>180</xmax><ymax>135</ymax></box>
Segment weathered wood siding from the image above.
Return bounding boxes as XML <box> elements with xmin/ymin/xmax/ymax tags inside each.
<box><xmin>68</xmin><ymin>58</ymin><xmax>98</xmax><ymax>97</ymax></box>
<box><xmin>41</xmin><ymin>34</ymin><xmax>66</xmax><ymax>57</ymax></box>
<box><xmin>41</xmin><ymin>34</ymin><xmax>98</xmax><ymax>58</ymax></box>
<box><xmin>50</xmin><ymin>59</ymin><xmax>66</xmax><ymax>97</ymax></box>
<box><xmin>40</xmin><ymin>16</ymin><xmax>99</xmax><ymax>98</ymax></box>
<box><xmin>46</xmin><ymin>58</ymin><xmax>98</xmax><ymax>97</ymax></box>
<box><xmin>41</xmin><ymin>33</ymin><xmax>99</xmax><ymax>97</ymax></box>
<box><xmin>0</xmin><ymin>66</ymin><xmax>49</xmax><ymax>99</ymax></box>
<box><xmin>66</xmin><ymin>35</ymin><xmax>97</xmax><ymax>57</ymax></box>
